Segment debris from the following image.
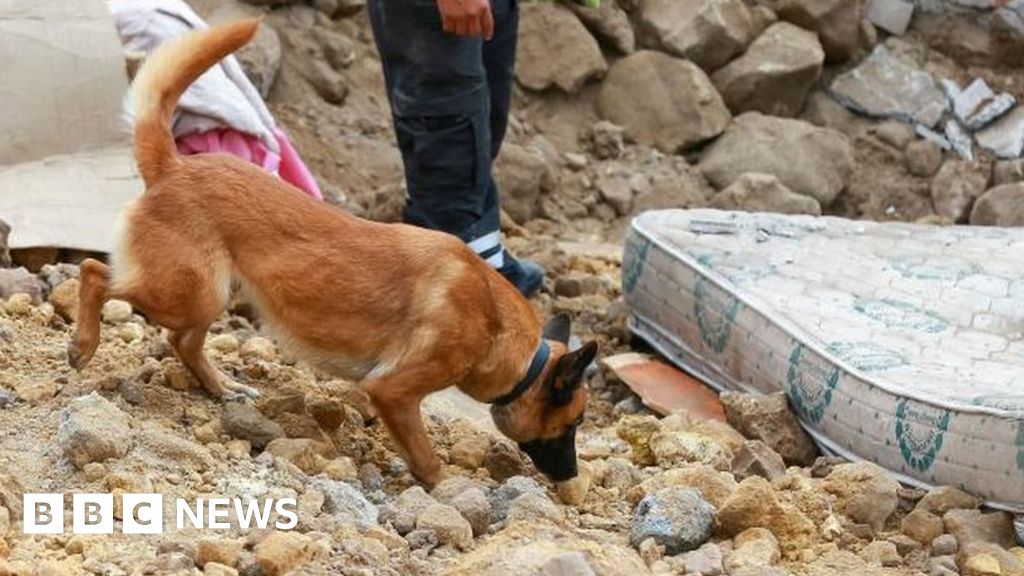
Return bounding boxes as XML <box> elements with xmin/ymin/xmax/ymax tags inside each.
<box><xmin>711</xmin><ymin>22</ymin><xmax>825</xmax><ymax>118</ymax></box>
<box><xmin>866</xmin><ymin>0</ymin><xmax>915</xmax><ymax>35</ymax></box>
<box><xmin>941</xmin><ymin>78</ymin><xmax>1016</xmax><ymax>130</ymax></box>
<box><xmin>829</xmin><ymin>44</ymin><xmax>949</xmax><ymax>127</ymax></box>
<box><xmin>515</xmin><ymin>3</ymin><xmax>608</xmax><ymax>94</ymax></box>
<box><xmin>770</xmin><ymin>0</ymin><xmax>863</xmax><ymax>63</ymax></box>
<box><xmin>630</xmin><ymin>487</ymin><xmax>716</xmax><ymax>555</ymax></box>
<box><xmin>710</xmin><ymin>173</ymin><xmax>822</xmax><ymax>216</ymax></box>
<box><xmin>944</xmin><ymin>119</ymin><xmax>974</xmax><ymax>161</ymax></box>
<box><xmin>930</xmin><ymin>159</ymin><xmax>990</xmax><ymax>222</ymax></box>
<box><xmin>57</xmin><ymin>393</ymin><xmax>132</xmax><ymax>469</ymax></box>
<box><xmin>720</xmin><ymin>391</ymin><xmax>819</xmax><ymax>466</ymax></box>
<box><xmin>976</xmin><ymin>106</ymin><xmax>1024</xmax><ymax>158</ymax></box>
<box><xmin>970</xmin><ymin>183</ymin><xmax>1024</xmax><ymax>226</ymax></box>
<box><xmin>598</xmin><ymin>51</ymin><xmax>731</xmax><ymax>153</ymax></box>
<box><xmin>601</xmin><ymin>353</ymin><xmax>725</xmax><ymax>419</ymax></box>
<box><xmin>633</xmin><ymin>0</ymin><xmax>757</xmax><ymax>71</ymax></box>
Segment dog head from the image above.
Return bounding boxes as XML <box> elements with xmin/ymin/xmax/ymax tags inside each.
<box><xmin>491</xmin><ymin>314</ymin><xmax>597</xmax><ymax>482</ymax></box>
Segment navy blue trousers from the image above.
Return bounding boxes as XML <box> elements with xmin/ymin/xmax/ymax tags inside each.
<box><xmin>368</xmin><ymin>0</ymin><xmax>518</xmax><ymax>261</ymax></box>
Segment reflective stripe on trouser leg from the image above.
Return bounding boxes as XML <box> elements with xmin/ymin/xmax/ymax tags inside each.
<box><xmin>468</xmin><ymin>231</ymin><xmax>505</xmax><ymax>268</ymax></box>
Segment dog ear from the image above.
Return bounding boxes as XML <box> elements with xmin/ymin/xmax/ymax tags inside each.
<box><xmin>547</xmin><ymin>341</ymin><xmax>598</xmax><ymax>406</ymax></box>
<box><xmin>543</xmin><ymin>313</ymin><xmax>572</xmax><ymax>345</ymax></box>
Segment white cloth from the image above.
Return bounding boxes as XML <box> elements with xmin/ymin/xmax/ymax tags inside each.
<box><xmin>106</xmin><ymin>0</ymin><xmax>279</xmax><ymax>153</ymax></box>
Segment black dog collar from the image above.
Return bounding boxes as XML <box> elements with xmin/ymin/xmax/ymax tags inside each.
<box><xmin>489</xmin><ymin>340</ymin><xmax>550</xmax><ymax>407</ymax></box>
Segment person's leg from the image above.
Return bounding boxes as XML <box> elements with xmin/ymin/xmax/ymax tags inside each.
<box><xmin>481</xmin><ymin>0</ymin><xmax>544</xmax><ymax>296</ymax></box>
<box><xmin>368</xmin><ymin>0</ymin><xmax>542</xmax><ymax>297</ymax></box>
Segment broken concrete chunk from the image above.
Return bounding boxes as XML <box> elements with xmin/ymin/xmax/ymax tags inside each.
<box><xmin>866</xmin><ymin>0</ymin><xmax>915</xmax><ymax>36</ymax></box>
<box><xmin>976</xmin><ymin>106</ymin><xmax>1024</xmax><ymax>159</ymax></box>
<box><xmin>829</xmin><ymin>44</ymin><xmax>948</xmax><ymax>127</ymax></box>
<box><xmin>943</xmin><ymin>120</ymin><xmax>974</xmax><ymax>161</ymax></box>
<box><xmin>942</xmin><ymin>78</ymin><xmax>1016</xmax><ymax>131</ymax></box>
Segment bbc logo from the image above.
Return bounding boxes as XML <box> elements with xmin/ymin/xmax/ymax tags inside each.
<box><xmin>24</xmin><ymin>493</ymin><xmax>163</xmax><ymax>535</ymax></box>
<box><xmin>23</xmin><ymin>494</ymin><xmax>298</xmax><ymax>534</ymax></box>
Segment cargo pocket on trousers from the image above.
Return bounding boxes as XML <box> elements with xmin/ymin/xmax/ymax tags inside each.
<box><xmin>406</xmin><ymin>114</ymin><xmax>486</xmax><ymax>195</ymax></box>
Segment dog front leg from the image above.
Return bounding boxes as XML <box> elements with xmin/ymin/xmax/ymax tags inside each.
<box><xmin>68</xmin><ymin>259</ymin><xmax>110</xmax><ymax>370</ymax></box>
<box><xmin>364</xmin><ymin>380</ymin><xmax>443</xmax><ymax>488</ymax></box>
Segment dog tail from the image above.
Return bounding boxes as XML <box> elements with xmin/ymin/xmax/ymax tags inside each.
<box><xmin>131</xmin><ymin>19</ymin><xmax>261</xmax><ymax>188</ymax></box>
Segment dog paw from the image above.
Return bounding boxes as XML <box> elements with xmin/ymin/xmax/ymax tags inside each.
<box><xmin>221</xmin><ymin>384</ymin><xmax>260</xmax><ymax>403</ymax></box>
<box><xmin>67</xmin><ymin>341</ymin><xmax>88</xmax><ymax>371</ymax></box>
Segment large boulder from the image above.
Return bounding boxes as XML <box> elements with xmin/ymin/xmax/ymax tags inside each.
<box><xmin>568</xmin><ymin>1</ymin><xmax>635</xmax><ymax>54</ymax></box>
<box><xmin>970</xmin><ymin>183</ymin><xmax>1024</xmax><ymax>226</ymax></box>
<box><xmin>598</xmin><ymin>51</ymin><xmax>731</xmax><ymax>153</ymax></box>
<box><xmin>711</xmin><ymin>22</ymin><xmax>824</xmax><ymax>118</ymax></box>
<box><xmin>633</xmin><ymin>0</ymin><xmax>757</xmax><ymax>71</ymax></box>
<box><xmin>760</xmin><ymin>0</ymin><xmax>863</xmax><ymax>63</ymax></box>
<box><xmin>710</xmin><ymin>173</ymin><xmax>821</xmax><ymax>215</ymax></box>
<box><xmin>700</xmin><ymin>112</ymin><xmax>854</xmax><ymax>206</ymax></box>
<box><xmin>515</xmin><ymin>3</ymin><xmax>607</xmax><ymax>93</ymax></box>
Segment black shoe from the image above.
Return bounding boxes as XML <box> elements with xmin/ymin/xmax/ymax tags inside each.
<box><xmin>497</xmin><ymin>250</ymin><xmax>544</xmax><ymax>298</ymax></box>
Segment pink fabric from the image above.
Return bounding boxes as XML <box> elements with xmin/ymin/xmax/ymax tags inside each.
<box><xmin>176</xmin><ymin>127</ymin><xmax>323</xmax><ymax>201</ymax></box>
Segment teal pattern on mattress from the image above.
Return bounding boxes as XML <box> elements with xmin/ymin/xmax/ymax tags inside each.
<box><xmin>624</xmin><ymin>209</ymin><xmax>1024</xmax><ymax>511</ymax></box>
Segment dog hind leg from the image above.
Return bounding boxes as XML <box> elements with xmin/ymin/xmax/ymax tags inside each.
<box><xmin>169</xmin><ymin>326</ymin><xmax>259</xmax><ymax>400</ymax></box>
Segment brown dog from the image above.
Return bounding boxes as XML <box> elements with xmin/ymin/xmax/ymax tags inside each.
<box><xmin>67</xmin><ymin>19</ymin><xmax>596</xmax><ymax>487</ymax></box>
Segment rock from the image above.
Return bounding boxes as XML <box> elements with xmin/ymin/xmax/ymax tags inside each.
<box><xmin>970</xmin><ymin>183</ymin><xmax>1024</xmax><ymax>226</ymax></box>
<box><xmin>58</xmin><ymin>393</ymin><xmax>132</xmax><ymax>469</ymax></box>
<box><xmin>716</xmin><ymin>476</ymin><xmax>816</xmax><ymax>555</ymax></box>
<box><xmin>731</xmin><ymin>439</ymin><xmax>787</xmax><ymax>481</ymax></box>
<box><xmin>221</xmin><ymin>401</ymin><xmax>285</xmax><ymax>450</ymax></box>
<box><xmin>719</xmin><ymin>392</ymin><xmax>819</xmax><ymax>466</ymax></box>
<box><xmin>633</xmin><ymin>0</ymin><xmax>756</xmax><ymax>71</ymax></box>
<box><xmin>240</xmin><ymin>336</ymin><xmax>277</xmax><ymax>362</ymax></box>
<box><xmin>700</xmin><ymin>113</ymin><xmax>853</xmax><ymax>206</ymax></box>
<box><xmin>627</xmin><ymin>464</ymin><xmax>737</xmax><ymax>509</ymax></box>
<box><xmin>906</xmin><ymin>140</ymin><xmax>943</xmax><ymax>177</ymax></box>
<box><xmin>537</xmin><ymin>551</ymin><xmax>597</xmax><ymax>576</ymax></box>
<box><xmin>931</xmin><ymin>160</ymin><xmax>990</xmax><ymax>222</ymax></box>
<box><xmin>963</xmin><ymin>552</ymin><xmax>1003</xmax><ymax>576</ymax></box>
<box><xmin>236</xmin><ymin>21</ymin><xmax>281</xmax><ymax>98</ymax></box>
<box><xmin>307</xmin><ymin>399</ymin><xmax>344</xmax><ymax>431</ymax></box>
<box><xmin>710</xmin><ymin>173</ymin><xmax>821</xmax><ymax>216</ymax></box>
<box><xmin>322</xmin><ymin>380</ymin><xmax>373</xmax><ymax>422</ymax></box>
<box><xmin>962</xmin><ymin>542</ymin><xmax>1024</xmax><ymax>576</ymax></box>
<box><xmin>254</xmin><ymin>532</ymin><xmax>315</xmax><ymax>576</ymax></box>
<box><xmin>203</xmin><ymin>563</ymin><xmax>238</xmax><ymax>576</ymax></box>
<box><xmin>766</xmin><ymin>0</ymin><xmax>863</xmax><ymax>62</ymax></box>
<box><xmin>556</xmin><ymin>460</ymin><xmax>592</xmax><ymax>506</ymax></box>
<box><xmin>829</xmin><ymin>43</ymin><xmax>948</xmax><ymax>127</ymax></box>
<box><xmin>567</xmin><ymin>1</ymin><xmax>635</xmax><ymax>54</ymax></box>
<box><xmin>49</xmin><ymin>279</ymin><xmax>80</xmax><ymax>322</ymax></box>
<box><xmin>993</xmin><ymin>159</ymin><xmax>1024</xmax><ymax>185</ymax></box>
<box><xmin>495</xmin><ymin>143</ymin><xmax>556</xmax><ymax>224</ymax></box>
<box><xmin>490</xmin><ymin>476</ymin><xmax>545</xmax><ymax>523</ymax></box>
<box><xmin>649</xmin><ymin>430</ymin><xmax>734</xmax><ymax>470</ymax></box>
<box><xmin>866</xmin><ymin>0</ymin><xmax>914</xmax><ymax>35</ymax></box>
<box><xmin>711</xmin><ymin>22</ymin><xmax>824</xmax><ymax>118</ymax></box>
<box><xmin>588</xmin><ymin>121</ymin><xmax>626</xmax><ymax>160</ymax></box>
<box><xmin>100</xmin><ymin>299</ymin><xmax>133</xmax><ymax>324</ymax></box>
<box><xmin>515</xmin><ymin>3</ymin><xmax>607</xmax><ymax>93</ymax></box>
<box><xmin>598</xmin><ymin>51</ymin><xmax>730</xmax><ymax>153</ymax></box>
<box><xmin>439</xmin><ymin>487</ymin><xmax>491</xmax><ymax>538</ymax></box>
<box><xmin>977</xmin><ymin>106</ymin><xmax>1024</xmax><ymax>159</ymax></box>
<box><xmin>930</xmin><ymin>554</ymin><xmax>960</xmax><ymax>576</ymax></box>
<box><xmin>861</xmin><ymin>540</ymin><xmax>901</xmax><ymax>567</ymax></box>
<box><xmin>616</xmin><ymin>414</ymin><xmax>663</xmax><ymax>466</ymax></box>
<box><xmin>0</xmin><ymin>506</ymin><xmax>8</xmax><ymax>537</ymax></box>
<box><xmin>681</xmin><ymin>542</ymin><xmax>724</xmax><ymax>576</ymax></box>
<box><xmin>918</xmin><ymin>486</ymin><xmax>982</xmax><ymax>516</ymax></box>
<box><xmin>196</xmin><ymin>539</ymin><xmax>242</xmax><ymax>568</ymax></box>
<box><xmin>933</xmin><ymin>534</ymin><xmax>959</xmax><ymax>557</ymax></box>
<box><xmin>448</xmin><ymin>435</ymin><xmax>490</xmax><ymax>470</ymax></box>
<box><xmin>138</xmin><ymin>426</ymin><xmax>214</xmax><ymax>471</ymax></box>
<box><xmin>206</xmin><ymin>333</ymin><xmax>240</xmax><ymax>354</ymax></box>
<box><xmin>382</xmin><ymin>486</ymin><xmax>436</xmax><ymax>534</ymax></box>
<box><xmin>14</xmin><ymin>380</ymin><xmax>57</xmax><ymax>405</ymax></box>
<box><xmin>322</xmin><ymin>457</ymin><xmax>358</xmax><ymax>481</ymax></box>
<box><xmin>944</xmin><ymin>509</ymin><xmax>1016</xmax><ymax>549</ymax></box>
<box><xmin>822</xmin><ymin>462</ymin><xmax>899</xmax><ymax>531</ymax></box>
<box><xmin>307</xmin><ymin>477</ymin><xmax>377</xmax><ymax>525</ymax></box>
<box><xmin>630</xmin><ymin>487</ymin><xmax>715</xmax><ymax>555</ymax></box>
<box><xmin>0</xmin><ymin>268</ymin><xmax>45</xmax><ymax>303</ymax></box>
<box><xmin>484</xmin><ymin>441</ymin><xmax>529</xmax><ymax>482</ymax></box>
<box><xmin>598</xmin><ymin>175</ymin><xmax>634</xmax><ymax>217</ymax></box>
<box><xmin>507</xmin><ymin>492</ymin><xmax>564</xmax><ymax>524</ymax></box>
<box><xmin>726</xmin><ymin>527</ymin><xmax>781</xmax><ymax>572</ymax></box>
<box><xmin>406</xmin><ymin>528</ymin><xmax>439</xmax><ymax>551</ymax></box>
<box><xmin>417</xmin><ymin>503</ymin><xmax>474</xmax><ymax>550</ymax></box>
<box><xmin>265</xmin><ymin>438</ymin><xmax>325</xmax><ymax>474</ymax></box>
<box><xmin>903</xmin><ymin>508</ymin><xmax>946</xmax><ymax>545</ymax></box>
<box><xmin>944</xmin><ymin>119</ymin><xmax>974</xmax><ymax>161</ymax></box>
<box><xmin>3</xmin><ymin>293</ymin><xmax>32</xmax><ymax>316</ymax></box>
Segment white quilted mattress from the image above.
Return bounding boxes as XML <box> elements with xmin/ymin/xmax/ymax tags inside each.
<box><xmin>624</xmin><ymin>209</ymin><xmax>1024</xmax><ymax>510</ymax></box>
